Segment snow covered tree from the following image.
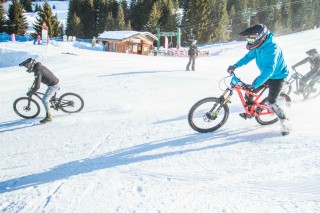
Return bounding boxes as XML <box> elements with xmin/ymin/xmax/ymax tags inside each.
<box><xmin>6</xmin><ymin>0</ymin><xmax>28</xmax><ymax>35</ymax></box>
<box><xmin>32</xmin><ymin>2</ymin><xmax>61</xmax><ymax>38</ymax></box>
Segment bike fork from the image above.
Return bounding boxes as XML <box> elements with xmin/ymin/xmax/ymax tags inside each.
<box><xmin>208</xmin><ymin>90</ymin><xmax>232</xmax><ymax>119</ymax></box>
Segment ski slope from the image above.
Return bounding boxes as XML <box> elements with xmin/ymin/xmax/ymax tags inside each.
<box><xmin>0</xmin><ymin>29</ymin><xmax>320</xmax><ymax>212</ymax></box>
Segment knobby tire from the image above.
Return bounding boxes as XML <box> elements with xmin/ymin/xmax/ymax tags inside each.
<box><xmin>13</xmin><ymin>97</ymin><xmax>41</xmax><ymax>119</ymax></box>
<box><xmin>58</xmin><ymin>93</ymin><xmax>84</xmax><ymax>113</ymax></box>
<box><xmin>188</xmin><ymin>97</ymin><xmax>229</xmax><ymax>133</ymax></box>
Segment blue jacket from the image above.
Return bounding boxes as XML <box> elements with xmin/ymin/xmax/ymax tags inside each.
<box><xmin>234</xmin><ymin>32</ymin><xmax>289</xmax><ymax>88</ymax></box>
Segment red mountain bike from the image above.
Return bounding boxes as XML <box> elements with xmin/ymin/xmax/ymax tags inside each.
<box><xmin>188</xmin><ymin>72</ymin><xmax>291</xmax><ymax>133</ymax></box>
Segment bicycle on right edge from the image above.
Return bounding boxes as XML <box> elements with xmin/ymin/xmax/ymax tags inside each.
<box><xmin>188</xmin><ymin>72</ymin><xmax>291</xmax><ymax>133</ymax></box>
<box><xmin>281</xmin><ymin>68</ymin><xmax>320</xmax><ymax>100</ymax></box>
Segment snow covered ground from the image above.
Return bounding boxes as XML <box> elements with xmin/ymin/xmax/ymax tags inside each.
<box><xmin>1</xmin><ymin>27</ymin><xmax>320</xmax><ymax>212</ymax></box>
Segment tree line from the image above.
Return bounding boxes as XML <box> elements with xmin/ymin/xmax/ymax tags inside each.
<box><xmin>0</xmin><ymin>0</ymin><xmax>319</xmax><ymax>45</ymax></box>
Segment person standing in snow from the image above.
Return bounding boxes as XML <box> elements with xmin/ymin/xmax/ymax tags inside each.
<box><xmin>19</xmin><ymin>58</ymin><xmax>60</xmax><ymax>124</ymax></box>
<box><xmin>186</xmin><ymin>40</ymin><xmax>198</xmax><ymax>71</ymax></box>
<box><xmin>227</xmin><ymin>24</ymin><xmax>291</xmax><ymax>136</ymax></box>
<box><xmin>291</xmin><ymin>48</ymin><xmax>320</xmax><ymax>94</ymax></box>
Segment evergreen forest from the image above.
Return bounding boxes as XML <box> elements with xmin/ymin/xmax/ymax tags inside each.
<box><xmin>0</xmin><ymin>0</ymin><xmax>319</xmax><ymax>46</ymax></box>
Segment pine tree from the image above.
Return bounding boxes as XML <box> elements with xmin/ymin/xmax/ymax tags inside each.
<box><xmin>96</xmin><ymin>0</ymin><xmax>110</xmax><ymax>34</ymax></box>
<box><xmin>67</xmin><ymin>12</ymin><xmax>84</xmax><ymax>38</ymax></box>
<box><xmin>80</xmin><ymin>0</ymin><xmax>95</xmax><ymax>38</ymax></box>
<box><xmin>32</xmin><ymin>2</ymin><xmax>61</xmax><ymax>38</ymax></box>
<box><xmin>280</xmin><ymin>0</ymin><xmax>292</xmax><ymax>35</ymax></box>
<box><xmin>144</xmin><ymin>1</ymin><xmax>161</xmax><ymax>32</ymax></box>
<box><xmin>160</xmin><ymin>0</ymin><xmax>179</xmax><ymax>32</ymax></box>
<box><xmin>24</xmin><ymin>0</ymin><xmax>32</xmax><ymax>12</ymax></box>
<box><xmin>66</xmin><ymin>0</ymin><xmax>81</xmax><ymax>36</ymax></box>
<box><xmin>116</xmin><ymin>4</ymin><xmax>127</xmax><ymax>30</ymax></box>
<box><xmin>120</xmin><ymin>0</ymin><xmax>130</xmax><ymax>23</ymax></box>
<box><xmin>6</xmin><ymin>0</ymin><xmax>28</xmax><ymax>35</ymax></box>
<box><xmin>213</xmin><ymin>0</ymin><xmax>230</xmax><ymax>41</ymax></box>
<box><xmin>0</xmin><ymin>4</ymin><xmax>7</xmax><ymax>33</ymax></box>
<box><xmin>291</xmin><ymin>0</ymin><xmax>306</xmax><ymax>32</ymax></box>
<box><xmin>105</xmin><ymin>12</ymin><xmax>116</xmax><ymax>31</ymax></box>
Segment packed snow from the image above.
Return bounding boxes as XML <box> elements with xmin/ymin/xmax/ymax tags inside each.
<box><xmin>1</xmin><ymin>1</ymin><xmax>320</xmax><ymax>210</ymax></box>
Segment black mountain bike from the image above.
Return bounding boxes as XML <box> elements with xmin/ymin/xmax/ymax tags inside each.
<box><xmin>282</xmin><ymin>68</ymin><xmax>320</xmax><ymax>99</ymax></box>
<box><xmin>13</xmin><ymin>88</ymin><xmax>84</xmax><ymax>119</ymax></box>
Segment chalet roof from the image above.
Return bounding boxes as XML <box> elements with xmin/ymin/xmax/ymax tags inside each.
<box><xmin>97</xmin><ymin>31</ymin><xmax>158</xmax><ymax>42</ymax></box>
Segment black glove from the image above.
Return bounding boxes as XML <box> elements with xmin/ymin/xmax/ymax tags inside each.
<box><xmin>26</xmin><ymin>91</ymin><xmax>33</xmax><ymax>96</ymax></box>
<box><xmin>227</xmin><ymin>65</ymin><xmax>236</xmax><ymax>74</ymax></box>
<box><xmin>244</xmin><ymin>84</ymin><xmax>255</xmax><ymax>92</ymax></box>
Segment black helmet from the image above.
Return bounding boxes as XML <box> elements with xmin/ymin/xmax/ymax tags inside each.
<box><xmin>19</xmin><ymin>58</ymin><xmax>36</xmax><ymax>73</ymax></box>
<box><xmin>239</xmin><ymin>24</ymin><xmax>269</xmax><ymax>50</ymax></box>
<box><xmin>306</xmin><ymin>48</ymin><xmax>318</xmax><ymax>59</ymax></box>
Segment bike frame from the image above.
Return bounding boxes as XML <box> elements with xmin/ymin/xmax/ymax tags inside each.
<box><xmin>27</xmin><ymin>91</ymin><xmax>59</xmax><ymax>110</ymax></box>
<box><xmin>285</xmin><ymin>70</ymin><xmax>304</xmax><ymax>92</ymax></box>
<box><xmin>220</xmin><ymin>75</ymin><xmax>274</xmax><ymax>117</ymax></box>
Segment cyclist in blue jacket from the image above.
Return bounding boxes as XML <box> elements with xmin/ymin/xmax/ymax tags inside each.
<box><xmin>227</xmin><ymin>24</ymin><xmax>291</xmax><ymax>136</ymax></box>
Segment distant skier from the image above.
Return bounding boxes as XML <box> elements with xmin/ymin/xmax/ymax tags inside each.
<box><xmin>186</xmin><ymin>40</ymin><xmax>198</xmax><ymax>71</ymax></box>
<box><xmin>19</xmin><ymin>58</ymin><xmax>60</xmax><ymax>124</ymax></box>
<box><xmin>227</xmin><ymin>24</ymin><xmax>291</xmax><ymax>136</ymax></box>
<box><xmin>291</xmin><ymin>48</ymin><xmax>320</xmax><ymax>94</ymax></box>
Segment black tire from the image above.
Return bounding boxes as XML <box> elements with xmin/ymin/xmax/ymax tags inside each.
<box><xmin>282</xmin><ymin>81</ymin><xmax>292</xmax><ymax>95</ymax></box>
<box><xmin>255</xmin><ymin>93</ymin><xmax>291</xmax><ymax>125</ymax></box>
<box><xmin>188</xmin><ymin>97</ymin><xmax>229</xmax><ymax>133</ymax></box>
<box><xmin>13</xmin><ymin>97</ymin><xmax>41</xmax><ymax>119</ymax></box>
<box><xmin>58</xmin><ymin>93</ymin><xmax>84</xmax><ymax>113</ymax></box>
<box><xmin>302</xmin><ymin>80</ymin><xmax>320</xmax><ymax>100</ymax></box>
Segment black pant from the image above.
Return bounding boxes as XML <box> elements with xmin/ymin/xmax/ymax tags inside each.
<box><xmin>186</xmin><ymin>55</ymin><xmax>196</xmax><ymax>70</ymax></box>
<box><xmin>247</xmin><ymin>78</ymin><xmax>286</xmax><ymax>119</ymax></box>
<box><xmin>248</xmin><ymin>78</ymin><xmax>284</xmax><ymax>104</ymax></box>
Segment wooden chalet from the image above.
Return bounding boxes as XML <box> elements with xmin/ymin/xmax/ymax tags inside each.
<box><xmin>97</xmin><ymin>31</ymin><xmax>158</xmax><ymax>56</ymax></box>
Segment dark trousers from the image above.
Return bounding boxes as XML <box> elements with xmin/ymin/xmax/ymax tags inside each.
<box><xmin>248</xmin><ymin>78</ymin><xmax>284</xmax><ymax>104</ymax></box>
<box><xmin>186</xmin><ymin>55</ymin><xmax>196</xmax><ymax>70</ymax></box>
<box><xmin>247</xmin><ymin>78</ymin><xmax>287</xmax><ymax>119</ymax></box>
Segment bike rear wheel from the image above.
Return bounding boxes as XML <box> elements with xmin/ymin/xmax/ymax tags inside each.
<box><xmin>13</xmin><ymin>97</ymin><xmax>40</xmax><ymax>119</ymax></box>
<box><xmin>58</xmin><ymin>93</ymin><xmax>84</xmax><ymax>113</ymax></box>
<box><xmin>188</xmin><ymin>97</ymin><xmax>229</xmax><ymax>133</ymax></box>
<box><xmin>255</xmin><ymin>93</ymin><xmax>291</xmax><ymax>125</ymax></box>
<box><xmin>302</xmin><ymin>80</ymin><xmax>320</xmax><ymax>99</ymax></box>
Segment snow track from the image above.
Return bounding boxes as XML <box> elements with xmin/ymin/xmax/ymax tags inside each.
<box><xmin>1</xmin><ymin>29</ymin><xmax>320</xmax><ymax>212</ymax></box>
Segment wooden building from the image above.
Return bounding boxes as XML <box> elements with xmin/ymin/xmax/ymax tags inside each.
<box><xmin>97</xmin><ymin>31</ymin><xmax>158</xmax><ymax>56</ymax></box>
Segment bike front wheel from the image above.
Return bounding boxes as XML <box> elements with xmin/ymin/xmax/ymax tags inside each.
<box><xmin>302</xmin><ymin>80</ymin><xmax>320</xmax><ymax>99</ymax></box>
<box><xmin>13</xmin><ymin>97</ymin><xmax>41</xmax><ymax>119</ymax></box>
<box><xmin>255</xmin><ymin>93</ymin><xmax>291</xmax><ymax>125</ymax></box>
<box><xmin>188</xmin><ymin>97</ymin><xmax>229</xmax><ymax>133</ymax></box>
<box><xmin>58</xmin><ymin>93</ymin><xmax>84</xmax><ymax>113</ymax></box>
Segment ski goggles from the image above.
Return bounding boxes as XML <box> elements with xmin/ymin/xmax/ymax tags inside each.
<box><xmin>246</xmin><ymin>36</ymin><xmax>258</xmax><ymax>44</ymax></box>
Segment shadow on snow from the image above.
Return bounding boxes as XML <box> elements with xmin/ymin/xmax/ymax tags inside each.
<box><xmin>0</xmin><ymin>126</ymin><xmax>276</xmax><ymax>194</ymax></box>
<box><xmin>0</xmin><ymin>119</ymin><xmax>41</xmax><ymax>134</ymax></box>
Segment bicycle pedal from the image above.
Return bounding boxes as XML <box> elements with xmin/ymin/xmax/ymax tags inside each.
<box><xmin>239</xmin><ymin>113</ymin><xmax>253</xmax><ymax>120</ymax></box>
